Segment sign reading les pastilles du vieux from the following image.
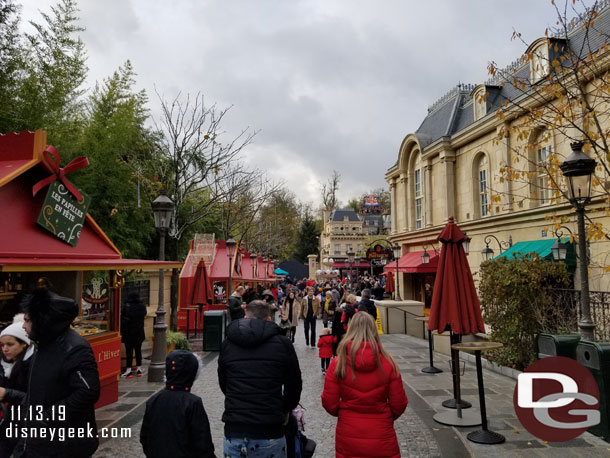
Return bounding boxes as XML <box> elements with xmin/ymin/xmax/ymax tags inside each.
<box><xmin>33</xmin><ymin>146</ymin><xmax>91</xmax><ymax>247</ymax></box>
<box><xmin>37</xmin><ymin>181</ymin><xmax>91</xmax><ymax>246</ymax></box>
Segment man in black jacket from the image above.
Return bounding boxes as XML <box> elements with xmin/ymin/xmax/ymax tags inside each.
<box><xmin>357</xmin><ymin>288</ymin><xmax>378</xmax><ymax>321</ymax></box>
<box><xmin>10</xmin><ymin>285</ymin><xmax>100</xmax><ymax>458</ymax></box>
<box><xmin>219</xmin><ymin>300</ymin><xmax>302</xmax><ymax>457</ymax></box>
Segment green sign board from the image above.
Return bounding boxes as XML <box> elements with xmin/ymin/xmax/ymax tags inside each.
<box><xmin>37</xmin><ymin>180</ymin><xmax>91</xmax><ymax>247</ymax></box>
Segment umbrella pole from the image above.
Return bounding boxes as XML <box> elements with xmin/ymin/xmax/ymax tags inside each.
<box><xmin>442</xmin><ymin>331</ymin><xmax>472</xmax><ymax>410</ymax></box>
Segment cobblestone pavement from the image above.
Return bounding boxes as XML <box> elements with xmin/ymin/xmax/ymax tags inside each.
<box><xmin>94</xmin><ymin>322</ymin><xmax>610</xmax><ymax>457</ymax></box>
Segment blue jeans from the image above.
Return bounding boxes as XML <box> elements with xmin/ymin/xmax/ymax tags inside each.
<box><xmin>223</xmin><ymin>436</ymin><xmax>287</xmax><ymax>458</ymax></box>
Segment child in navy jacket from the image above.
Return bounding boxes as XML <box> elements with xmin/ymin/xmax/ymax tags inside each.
<box><xmin>140</xmin><ymin>350</ymin><xmax>216</xmax><ymax>458</ymax></box>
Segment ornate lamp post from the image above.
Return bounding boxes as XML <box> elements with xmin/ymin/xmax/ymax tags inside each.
<box><xmin>250</xmin><ymin>253</ymin><xmax>257</xmax><ymax>279</ymax></box>
<box><xmin>355</xmin><ymin>256</ymin><xmax>361</xmax><ymax>283</ymax></box>
<box><xmin>560</xmin><ymin>141</ymin><xmax>597</xmax><ymax>341</ymax></box>
<box><xmin>463</xmin><ymin>233</ymin><xmax>471</xmax><ymax>256</ymax></box>
<box><xmin>226</xmin><ymin>237</ymin><xmax>236</xmax><ymax>297</ymax></box>
<box><xmin>148</xmin><ymin>190</ymin><xmax>174</xmax><ymax>382</ymax></box>
<box><xmin>392</xmin><ymin>243</ymin><xmax>401</xmax><ymax>300</ymax></box>
<box><xmin>421</xmin><ymin>244</ymin><xmax>438</xmax><ymax>265</ymax></box>
<box><xmin>346</xmin><ymin>249</ymin><xmax>355</xmax><ymax>281</ymax></box>
<box><xmin>481</xmin><ymin>235</ymin><xmax>513</xmax><ymax>262</ymax></box>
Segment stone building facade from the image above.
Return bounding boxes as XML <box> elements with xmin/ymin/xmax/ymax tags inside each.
<box><xmin>386</xmin><ymin>5</ymin><xmax>610</xmax><ymax>304</ymax></box>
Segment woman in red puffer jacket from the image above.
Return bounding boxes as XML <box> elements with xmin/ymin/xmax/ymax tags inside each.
<box><xmin>321</xmin><ymin>312</ymin><xmax>408</xmax><ymax>458</ymax></box>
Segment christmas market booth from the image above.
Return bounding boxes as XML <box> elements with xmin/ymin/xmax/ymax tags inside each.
<box><xmin>0</xmin><ymin>130</ymin><xmax>182</xmax><ymax>407</ymax></box>
<box><xmin>178</xmin><ymin>234</ymin><xmax>278</xmax><ymax>334</ymax></box>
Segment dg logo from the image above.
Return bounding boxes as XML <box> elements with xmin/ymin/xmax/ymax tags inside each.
<box><xmin>513</xmin><ymin>356</ymin><xmax>600</xmax><ymax>442</ymax></box>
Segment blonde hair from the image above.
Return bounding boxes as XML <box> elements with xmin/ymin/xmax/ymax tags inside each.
<box><xmin>346</xmin><ymin>294</ymin><xmax>357</xmax><ymax>304</ymax></box>
<box><xmin>334</xmin><ymin>312</ymin><xmax>398</xmax><ymax>380</ymax></box>
<box><xmin>321</xmin><ymin>327</ymin><xmax>331</xmax><ymax>335</ymax></box>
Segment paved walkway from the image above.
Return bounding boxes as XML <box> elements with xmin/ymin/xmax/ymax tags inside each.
<box><xmin>93</xmin><ymin>323</ymin><xmax>610</xmax><ymax>457</ymax></box>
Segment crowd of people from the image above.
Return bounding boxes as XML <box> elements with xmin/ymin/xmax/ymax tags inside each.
<box><xmin>0</xmin><ymin>274</ymin><xmax>407</xmax><ymax>458</ymax></box>
<box><xmin>147</xmin><ymin>275</ymin><xmax>406</xmax><ymax>458</ymax></box>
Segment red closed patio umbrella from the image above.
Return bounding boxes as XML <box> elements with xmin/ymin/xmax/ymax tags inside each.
<box><xmin>191</xmin><ymin>260</ymin><xmax>213</xmax><ymax>306</ymax></box>
<box><xmin>428</xmin><ymin>217</ymin><xmax>484</xmax><ymax>335</ymax></box>
<box><xmin>427</xmin><ymin>217</ymin><xmax>484</xmax><ymax>426</ymax></box>
<box><xmin>190</xmin><ymin>260</ymin><xmax>213</xmax><ymax>336</ymax></box>
<box><xmin>385</xmin><ymin>270</ymin><xmax>395</xmax><ymax>293</ymax></box>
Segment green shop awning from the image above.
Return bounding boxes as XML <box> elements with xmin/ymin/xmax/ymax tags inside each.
<box><xmin>493</xmin><ymin>238</ymin><xmax>576</xmax><ymax>269</ymax></box>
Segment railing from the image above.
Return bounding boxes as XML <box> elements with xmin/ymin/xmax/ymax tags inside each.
<box><xmin>548</xmin><ymin>288</ymin><xmax>610</xmax><ymax>342</ymax></box>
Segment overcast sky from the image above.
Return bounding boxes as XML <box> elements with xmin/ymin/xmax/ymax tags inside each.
<box><xmin>18</xmin><ymin>0</ymin><xmax>567</xmax><ymax>208</ymax></box>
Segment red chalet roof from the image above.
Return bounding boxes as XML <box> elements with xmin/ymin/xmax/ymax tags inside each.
<box><xmin>0</xmin><ymin>130</ymin><xmax>180</xmax><ymax>271</ymax></box>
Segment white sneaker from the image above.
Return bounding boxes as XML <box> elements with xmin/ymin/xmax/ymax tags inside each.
<box><xmin>121</xmin><ymin>369</ymin><xmax>132</xmax><ymax>378</ymax></box>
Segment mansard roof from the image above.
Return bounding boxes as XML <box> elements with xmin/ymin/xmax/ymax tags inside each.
<box><xmin>330</xmin><ymin>208</ymin><xmax>361</xmax><ymax>222</ymax></box>
<box><xmin>412</xmin><ymin>2</ymin><xmax>610</xmax><ymax>152</ymax></box>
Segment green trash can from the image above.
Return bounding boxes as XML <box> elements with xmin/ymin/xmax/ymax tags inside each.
<box><xmin>576</xmin><ymin>341</ymin><xmax>610</xmax><ymax>441</ymax></box>
<box><xmin>204</xmin><ymin>310</ymin><xmax>226</xmax><ymax>351</ymax></box>
<box><xmin>536</xmin><ymin>333</ymin><xmax>580</xmax><ymax>359</ymax></box>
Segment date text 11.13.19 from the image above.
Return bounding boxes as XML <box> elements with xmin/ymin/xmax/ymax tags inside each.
<box><xmin>10</xmin><ymin>405</ymin><xmax>66</xmax><ymax>422</ymax></box>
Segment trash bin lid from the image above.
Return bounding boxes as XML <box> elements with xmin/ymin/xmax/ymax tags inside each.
<box><xmin>204</xmin><ymin>310</ymin><xmax>226</xmax><ymax>317</ymax></box>
<box><xmin>577</xmin><ymin>341</ymin><xmax>610</xmax><ymax>363</ymax></box>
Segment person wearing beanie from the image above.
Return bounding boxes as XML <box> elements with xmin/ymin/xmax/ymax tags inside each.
<box><xmin>0</xmin><ymin>314</ymin><xmax>34</xmax><ymax>458</ymax></box>
<box><xmin>140</xmin><ymin>350</ymin><xmax>216</xmax><ymax>458</ymax></box>
<box><xmin>6</xmin><ymin>285</ymin><xmax>100</xmax><ymax>458</ymax></box>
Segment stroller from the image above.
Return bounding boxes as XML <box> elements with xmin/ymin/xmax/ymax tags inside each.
<box><xmin>285</xmin><ymin>403</ymin><xmax>316</xmax><ymax>458</ymax></box>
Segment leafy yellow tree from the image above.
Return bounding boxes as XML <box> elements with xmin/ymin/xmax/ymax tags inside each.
<box><xmin>486</xmin><ymin>0</ymin><xmax>610</xmax><ymax>253</ymax></box>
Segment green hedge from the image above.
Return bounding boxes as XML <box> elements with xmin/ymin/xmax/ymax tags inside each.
<box><xmin>479</xmin><ymin>253</ymin><xmax>571</xmax><ymax>370</ymax></box>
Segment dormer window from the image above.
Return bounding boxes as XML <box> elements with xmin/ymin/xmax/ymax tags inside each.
<box><xmin>473</xmin><ymin>86</ymin><xmax>487</xmax><ymax>121</ymax></box>
<box><xmin>531</xmin><ymin>41</ymin><xmax>550</xmax><ymax>83</ymax></box>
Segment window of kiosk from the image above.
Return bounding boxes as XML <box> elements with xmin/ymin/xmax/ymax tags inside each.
<box><xmin>74</xmin><ymin>271</ymin><xmax>113</xmax><ymax>337</ymax></box>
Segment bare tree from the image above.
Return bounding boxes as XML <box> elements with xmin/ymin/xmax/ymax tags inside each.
<box><xmin>321</xmin><ymin>170</ymin><xmax>341</xmax><ymax>211</ymax></box>
<box><xmin>149</xmin><ymin>91</ymin><xmax>257</xmax><ymax>241</ymax></box>
<box><xmin>212</xmin><ymin>161</ymin><xmax>283</xmax><ymax>248</ymax></box>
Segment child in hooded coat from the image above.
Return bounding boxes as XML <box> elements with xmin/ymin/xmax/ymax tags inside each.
<box><xmin>140</xmin><ymin>350</ymin><xmax>216</xmax><ymax>458</ymax></box>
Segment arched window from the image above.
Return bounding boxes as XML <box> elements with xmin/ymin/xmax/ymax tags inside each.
<box><xmin>529</xmin><ymin>129</ymin><xmax>554</xmax><ymax>207</ymax></box>
<box><xmin>412</xmin><ymin>153</ymin><xmax>424</xmax><ymax>229</ymax></box>
<box><xmin>473</xmin><ymin>153</ymin><xmax>490</xmax><ymax>218</ymax></box>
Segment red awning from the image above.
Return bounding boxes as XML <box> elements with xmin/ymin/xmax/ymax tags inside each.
<box><xmin>384</xmin><ymin>251</ymin><xmax>438</xmax><ymax>274</ymax></box>
<box><xmin>331</xmin><ymin>262</ymin><xmax>371</xmax><ymax>268</ymax></box>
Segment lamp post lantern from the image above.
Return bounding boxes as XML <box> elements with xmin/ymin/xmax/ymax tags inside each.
<box><xmin>250</xmin><ymin>253</ymin><xmax>257</xmax><ymax>279</ymax></box>
<box><xmin>392</xmin><ymin>243</ymin><xmax>401</xmax><ymax>300</ymax></box>
<box><xmin>226</xmin><ymin>237</ymin><xmax>237</xmax><ymax>298</ymax></box>
<box><xmin>148</xmin><ymin>190</ymin><xmax>174</xmax><ymax>382</ymax></box>
<box><xmin>481</xmin><ymin>235</ymin><xmax>512</xmax><ymax>262</ymax></box>
<box><xmin>560</xmin><ymin>141</ymin><xmax>597</xmax><ymax>341</ymax></box>
<box><xmin>346</xmin><ymin>249</ymin><xmax>355</xmax><ymax>280</ymax></box>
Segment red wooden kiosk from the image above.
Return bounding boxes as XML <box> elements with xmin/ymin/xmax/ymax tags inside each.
<box><xmin>178</xmin><ymin>234</ymin><xmax>277</xmax><ymax>332</ymax></box>
<box><xmin>0</xmin><ymin>130</ymin><xmax>182</xmax><ymax>407</ymax></box>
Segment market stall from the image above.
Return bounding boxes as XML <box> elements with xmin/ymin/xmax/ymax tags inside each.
<box><xmin>0</xmin><ymin>130</ymin><xmax>182</xmax><ymax>407</ymax></box>
<box><xmin>178</xmin><ymin>234</ymin><xmax>277</xmax><ymax>332</ymax></box>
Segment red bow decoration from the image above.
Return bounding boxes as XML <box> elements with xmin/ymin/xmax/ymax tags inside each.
<box><xmin>32</xmin><ymin>146</ymin><xmax>89</xmax><ymax>201</ymax></box>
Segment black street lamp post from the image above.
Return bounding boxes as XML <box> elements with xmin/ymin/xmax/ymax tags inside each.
<box><xmin>392</xmin><ymin>243</ymin><xmax>401</xmax><ymax>301</ymax></box>
<box><xmin>560</xmin><ymin>141</ymin><xmax>597</xmax><ymax>341</ymax></box>
<box><xmin>346</xmin><ymin>249</ymin><xmax>355</xmax><ymax>281</ymax></box>
<box><xmin>226</xmin><ymin>237</ymin><xmax>237</xmax><ymax>297</ymax></box>
<box><xmin>148</xmin><ymin>190</ymin><xmax>175</xmax><ymax>382</ymax></box>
